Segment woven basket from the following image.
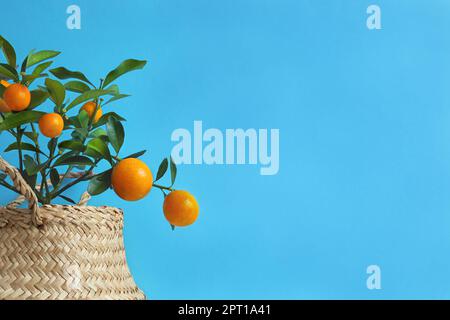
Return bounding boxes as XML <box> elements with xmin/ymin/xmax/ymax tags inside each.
<box><xmin>0</xmin><ymin>157</ymin><xmax>145</xmax><ymax>300</ymax></box>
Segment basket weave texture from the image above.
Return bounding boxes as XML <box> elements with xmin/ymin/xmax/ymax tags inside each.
<box><xmin>0</xmin><ymin>157</ymin><xmax>145</xmax><ymax>300</ymax></box>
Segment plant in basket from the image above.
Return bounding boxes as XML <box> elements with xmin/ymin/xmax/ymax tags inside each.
<box><xmin>0</xmin><ymin>35</ymin><xmax>199</xmax><ymax>300</ymax></box>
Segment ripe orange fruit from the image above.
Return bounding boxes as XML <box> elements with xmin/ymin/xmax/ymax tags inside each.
<box><xmin>3</xmin><ymin>83</ymin><xmax>31</xmax><ymax>111</ymax></box>
<box><xmin>80</xmin><ymin>101</ymin><xmax>102</xmax><ymax>123</ymax></box>
<box><xmin>0</xmin><ymin>81</ymin><xmax>11</xmax><ymax>112</ymax></box>
<box><xmin>111</xmin><ymin>158</ymin><xmax>153</xmax><ymax>201</ymax></box>
<box><xmin>39</xmin><ymin>113</ymin><xmax>64</xmax><ymax>138</ymax></box>
<box><xmin>163</xmin><ymin>190</ymin><xmax>199</xmax><ymax>227</ymax></box>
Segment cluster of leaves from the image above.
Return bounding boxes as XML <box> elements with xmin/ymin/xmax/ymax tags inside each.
<box><xmin>0</xmin><ymin>35</ymin><xmax>177</xmax><ymax>205</ymax></box>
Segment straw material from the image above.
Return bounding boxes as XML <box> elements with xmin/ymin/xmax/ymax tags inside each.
<box><xmin>0</xmin><ymin>157</ymin><xmax>145</xmax><ymax>300</ymax></box>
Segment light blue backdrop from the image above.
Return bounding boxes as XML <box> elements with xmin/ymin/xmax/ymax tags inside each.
<box><xmin>2</xmin><ymin>0</ymin><xmax>450</xmax><ymax>299</ymax></box>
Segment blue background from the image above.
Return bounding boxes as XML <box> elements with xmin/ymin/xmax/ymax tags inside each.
<box><xmin>2</xmin><ymin>0</ymin><xmax>450</xmax><ymax>299</ymax></box>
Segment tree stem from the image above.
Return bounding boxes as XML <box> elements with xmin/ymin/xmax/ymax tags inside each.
<box><xmin>30</xmin><ymin>123</ymin><xmax>47</xmax><ymax>200</ymax></box>
<box><xmin>153</xmin><ymin>183</ymin><xmax>175</xmax><ymax>192</ymax></box>
<box><xmin>16</xmin><ymin>126</ymin><xmax>23</xmax><ymax>173</ymax></box>
<box><xmin>0</xmin><ymin>180</ymin><xmax>20</xmax><ymax>195</ymax></box>
<box><xmin>52</xmin><ymin>161</ymin><xmax>98</xmax><ymax>198</ymax></box>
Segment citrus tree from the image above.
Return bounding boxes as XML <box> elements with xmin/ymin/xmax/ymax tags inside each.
<box><xmin>0</xmin><ymin>35</ymin><xmax>199</xmax><ymax>229</ymax></box>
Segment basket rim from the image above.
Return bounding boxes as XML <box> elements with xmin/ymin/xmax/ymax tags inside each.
<box><xmin>0</xmin><ymin>204</ymin><xmax>125</xmax><ymax>228</ymax></box>
<box><xmin>0</xmin><ymin>203</ymin><xmax>124</xmax><ymax>212</ymax></box>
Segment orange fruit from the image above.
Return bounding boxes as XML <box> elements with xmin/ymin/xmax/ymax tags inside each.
<box><xmin>3</xmin><ymin>83</ymin><xmax>31</xmax><ymax>111</ymax></box>
<box><xmin>39</xmin><ymin>113</ymin><xmax>64</xmax><ymax>138</ymax></box>
<box><xmin>163</xmin><ymin>190</ymin><xmax>199</xmax><ymax>227</ymax></box>
<box><xmin>80</xmin><ymin>101</ymin><xmax>102</xmax><ymax>123</ymax></box>
<box><xmin>0</xmin><ymin>81</ymin><xmax>11</xmax><ymax>112</ymax></box>
<box><xmin>111</xmin><ymin>158</ymin><xmax>153</xmax><ymax>201</ymax></box>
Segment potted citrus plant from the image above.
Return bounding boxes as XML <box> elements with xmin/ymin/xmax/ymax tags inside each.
<box><xmin>0</xmin><ymin>35</ymin><xmax>199</xmax><ymax>300</ymax></box>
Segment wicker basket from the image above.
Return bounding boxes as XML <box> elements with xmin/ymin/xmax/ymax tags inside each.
<box><xmin>0</xmin><ymin>157</ymin><xmax>145</xmax><ymax>300</ymax></box>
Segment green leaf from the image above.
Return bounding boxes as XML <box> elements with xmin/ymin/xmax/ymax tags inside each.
<box><xmin>0</xmin><ymin>111</ymin><xmax>45</xmax><ymax>131</ymax></box>
<box><xmin>28</xmin><ymin>90</ymin><xmax>50</xmax><ymax>110</ymax></box>
<box><xmin>155</xmin><ymin>158</ymin><xmax>168</xmax><ymax>182</ymax></box>
<box><xmin>58</xmin><ymin>140</ymin><xmax>85</xmax><ymax>152</ymax></box>
<box><xmin>105</xmin><ymin>84</ymin><xmax>120</xmax><ymax>95</ymax></box>
<box><xmin>72</xmin><ymin>128</ymin><xmax>88</xmax><ymax>140</ymax></box>
<box><xmin>65</xmin><ymin>89</ymin><xmax>111</xmax><ymax>111</ymax></box>
<box><xmin>50</xmin><ymin>168</ymin><xmax>60</xmax><ymax>188</ymax></box>
<box><xmin>170</xmin><ymin>156</ymin><xmax>177</xmax><ymax>186</ymax></box>
<box><xmin>26</xmin><ymin>50</ymin><xmax>61</xmax><ymax>68</ymax></box>
<box><xmin>124</xmin><ymin>150</ymin><xmax>146</xmax><ymax>159</ymax></box>
<box><xmin>45</xmin><ymin>78</ymin><xmax>66</xmax><ymax>107</ymax></box>
<box><xmin>32</xmin><ymin>61</ymin><xmax>53</xmax><ymax>75</ymax></box>
<box><xmin>85</xmin><ymin>138</ymin><xmax>112</xmax><ymax>163</ymax></box>
<box><xmin>49</xmin><ymin>67</ymin><xmax>93</xmax><ymax>86</ymax></box>
<box><xmin>88</xmin><ymin>169</ymin><xmax>112</xmax><ymax>196</ymax></box>
<box><xmin>0</xmin><ymin>36</ymin><xmax>16</xmax><ymax>68</ymax></box>
<box><xmin>102</xmin><ymin>93</ymin><xmax>130</xmax><ymax>107</ymax></box>
<box><xmin>58</xmin><ymin>194</ymin><xmax>76</xmax><ymax>204</ymax></box>
<box><xmin>94</xmin><ymin>112</ymin><xmax>126</xmax><ymax>128</ymax></box>
<box><xmin>21</xmin><ymin>73</ymin><xmax>47</xmax><ymax>84</ymax></box>
<box><xmin>89</xmin><ymin>128</ymin><xmax>108</xmax><ymax>138</ymax></box>
<box><xmin>103</xmin><ymin>59</ymin><xmax>147</xmax><ymax>87</ymax></box>
<box><xmin>20</xmin><ymin>55</ymin><xmax>28</xmax><ymax>73</ymax></box>
<box><xmin>23</xmin><ymin>155</ymin><xmax>38</xmax><ymax>175</ymax></box>
<box><xmin>0</xmin><ymin>63</ymin><xmax>18</xmax><ymax>81</ymax></box>
<box><xmin>64</xmin><ymin>80</ymin><xmax>90</xmax><ymax>93</ymax></box>
<box><xmin>78</xmin><ymin>110</ymin><xmax>89</xmax><ymax>128</ymax></box>
<box><xmin>52</xmin><ymin>151</ymin><xmax>76</xmax><ymax>165</ymax></box>
<box><xmin>22</xmin><ymin>171</ymin><xmax>37</xmax><ymax>189</ymax></box>
<box><xmin>48</xmin><ymin>138</ymin><xmax>57</xmax><ymax>155</ymax></box>
<box><xmin>4</xmin><ymin>142</ymin><xmax>44</xmax><ymax>155</ymax></box>
<box><xmin>67</xmin><ymin>115</ymin><xmax>80</xmax><ymax>128</ymax></box>
<box><xmin>23</xmin><ymin>131</ymin><xmax>38</xmax><ymax>141</ymax></box>
<box><xmin>54</xmin><ymin>155</ymin><xmax>94</xmax><ymax>167</ymax></box>
<box><xmin>106</xmin><ymin>117</ymin><xmax>124</xmax><ymax>154</ymax></box>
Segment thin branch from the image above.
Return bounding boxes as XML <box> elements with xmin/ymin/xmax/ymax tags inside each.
<box><xmin>51</xmin><ymin>163</ymin><xmax>98</xmax><ymax>199</ymax></box>
<box><xmin>153</xmin><ymin>183</ymin><xmax>175</xmax><ymax>192</ymax></box>
<box><xmin>0</xmin><ymin>180</ymin><xmax>20</xmax><ymax>195</ymax></box>
<box><xmin>51</xmin><ymin>165</ymin><xmax>74</xmax><ymax>194</ymax></box>
<box><xmin>16</xmin><ymin>126</ymin><xmax>23</xmax><ymax>173</ymax></box>
<box><xmin>30</xmin><ymin>123</ymin><xmax>46</xmax><ymax>201</ymax></box>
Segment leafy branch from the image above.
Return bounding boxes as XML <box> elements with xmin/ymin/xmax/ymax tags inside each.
<box><xmin>0</xmin><ymin>35</ymin><xmax>171</xmax><ymax>205</ymax></box>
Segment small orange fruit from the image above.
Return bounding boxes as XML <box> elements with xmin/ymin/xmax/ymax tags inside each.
<box><xmin>111</xmin><ymin>158</ymin><xmax>153</xmax><ymax>201</ymax></box>
<box><xmin>163</xmin><ymin>190</ymin><xmax>199</xmax><ymax>227</ymax></box>
<box><xmin>80</xmin><ymin>101</ymin><xmax>102</xmax><ymax>123</ymax></box>
<box><xmin>39</xmin><ymin>113</ymin><xmax>65</xmax><ymax>138</ymax></box>
<box><xmin>3</xmin><ymin>83</ymin><xmax>31</xmax><ymax>111</ymax></box>
<box><xmin>0</xmin><ymin>81</ymin><xmax>11</xmax><ymax>112</ymax></box>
